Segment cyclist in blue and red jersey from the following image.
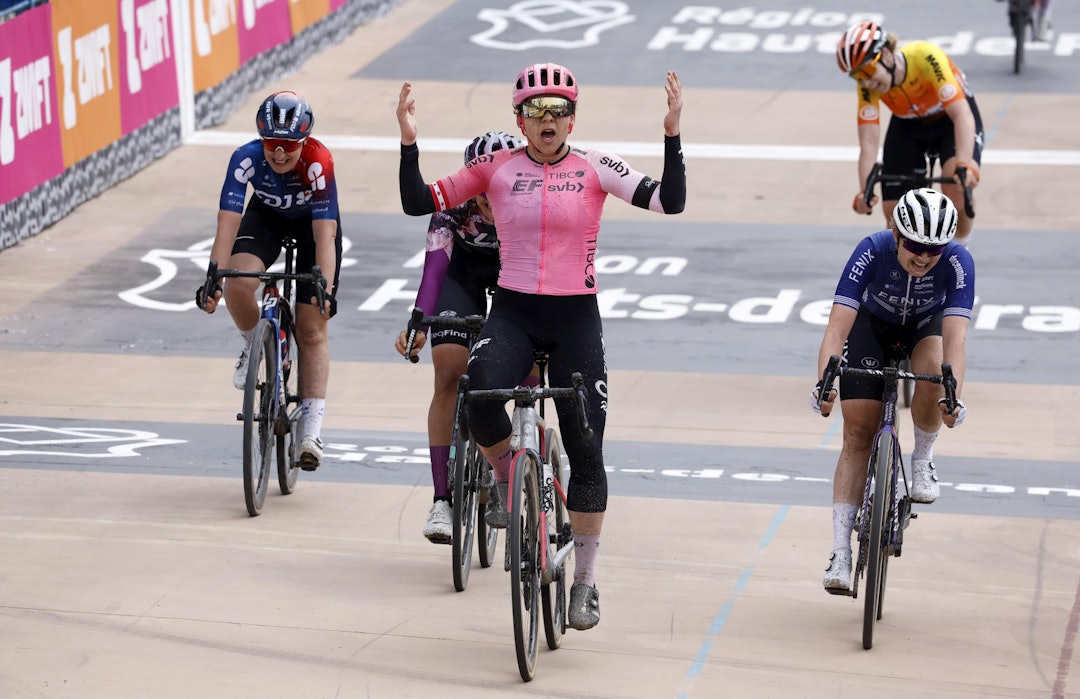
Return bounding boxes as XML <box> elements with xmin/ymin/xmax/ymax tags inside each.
<box><xmin>396</xmin><ymin>63</ymin><xmax>685</xmax><ymax>630</ymax></box>
<box><xmin>812</xmin><ymin>188</ymin><xmax>974</xmax><ymax>595</ymax></box>
<box><xmin>197</xmin><ymin>90</ymin><xmax>342</xmax><ymax>471</ymax></box>
<box><xmin>393</xmin><ymin>131</ymin><xmax>524</xmax><ymax>545</ymax></box>
<box><xmin>837</xmin><ymin>21</ymin><xmax>983</xmax><ymax>246</ymax></box>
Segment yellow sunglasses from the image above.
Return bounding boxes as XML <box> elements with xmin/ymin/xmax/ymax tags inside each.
<box><xmin>519</xmin><ymin>95</ymin><xmax>575</xmax><ymax>119</ymax></box>
<box><xmin>849</xmin><ymin>52</ymin><xmax>882</xmax><ymax>81</ymax></box>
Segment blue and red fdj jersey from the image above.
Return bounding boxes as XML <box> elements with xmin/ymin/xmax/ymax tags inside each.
<box><xmin>219</xmin><ymin>138</ymin><xmax>339</xmax><ymax>221</ymax></box>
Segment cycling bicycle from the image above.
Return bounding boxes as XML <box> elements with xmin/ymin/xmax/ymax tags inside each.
<box><xmin>464</xmin><ymin>369</ymin><xmax>591</xmax><ymax>682</ymax></box>
<box><xmin>403</xmin><ymin>309</ymin><xmax>498</xmax><ymax>592</ymax></box>
<box><xmin>862</xmin><ymin>159</ymin><xmax>972</xmax><ymax>409</ymax></box>
<box><xmin>998</xmin><ymin>0</ymin><xmax>1035</xmax><ymax>74</ymax></box>
<box><xmin>199</xmin><ymin>240</ymin><xmax>327</xmax><ymax>517</ymax></box>
<box><xmin>817</xmin><ymin>351</ymin><xmax>957</xmax><ymax>650</ymax></box>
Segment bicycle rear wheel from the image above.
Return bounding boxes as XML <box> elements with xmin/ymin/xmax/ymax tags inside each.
<box><xmin>277</xmin><ymin>311</ymin><xmax>300</xmax><ymax>494</ymax></box>
<box><xmin>509</xmin><ymin>451</ymin><xmax>541</xmax><ymax>682</ymax></box>
<box><xmin>243</xmin><ymin>320</ymin><xmax>276</xmax><ymax>516</ymax></box>
<box><xmin>451</xmin><ymin>432</ymin><xmax>479</xmax><ymax>592</ymax></box>
<box><xmin>863</xmin><ymin>431</ymin><xmax>895</xmax><ymax>649</ymax></box>
<box><xmin>476</xmin><ymin>441</ymin><xmax>499</xmax><ymax>569</ymax></box>
<box><xmin>541</xmin><ymin>428</ymin><xmax>568</xmax><ymax>651</ymax></box>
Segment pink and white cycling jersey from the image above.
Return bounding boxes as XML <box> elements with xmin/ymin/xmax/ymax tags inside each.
<box><xmin>427</xmin><ymin>147</ymin><xmax>667</xmax><ymax>295</ymax></box>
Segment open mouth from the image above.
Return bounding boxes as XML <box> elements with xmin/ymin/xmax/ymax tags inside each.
<box><xmin>540</xmin><ymin>128</ymin><xmax>557</xmax><ymax>144</ymax></box>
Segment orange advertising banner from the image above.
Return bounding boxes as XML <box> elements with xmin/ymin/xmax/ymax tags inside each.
<box><xmin>288</xmin><ymin>0</ymin><xmax>330</xmax><ymax>36</ymax></box>
<box><xmin>50</xmin><ymin>0</ymin><xmax>123</xmax><ymax>168</ymax></box>
<box><xmin>190</xmin><ymin>0</ymin><xmax>240</xmax><ymax>93</ymax></box>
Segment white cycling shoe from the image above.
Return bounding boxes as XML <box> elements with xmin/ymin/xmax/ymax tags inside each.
<box><xmin>423</xmin><ymin>500</ymin><xmax>452</xmax><ymax>544</ymax></box>
<box><xmin>823</xmin><ymin>548</ymin><xmax>853</xmax><ymax>595</ymax></box>
<box><xmin>910</xmin><ymin>459</ymin><xmax>940</xmax><ymax>504</ymax></box>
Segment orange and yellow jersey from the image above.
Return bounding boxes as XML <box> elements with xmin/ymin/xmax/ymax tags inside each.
<box><xmin>856</xmin><ymin>41</ymin><xmax>973</xmax><ymax>125</ymax></box>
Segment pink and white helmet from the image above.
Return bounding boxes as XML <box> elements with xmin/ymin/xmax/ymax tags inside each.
<box><xmin>512</xmin><ymin>63</ymin><xmax>578</xmax><ymax>107</ymax></box>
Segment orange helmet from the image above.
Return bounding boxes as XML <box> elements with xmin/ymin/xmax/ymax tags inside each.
<box><xmin>836</xmin><ymin>21</ymin><xmax>887</xmax><ymax>74</ymax></box>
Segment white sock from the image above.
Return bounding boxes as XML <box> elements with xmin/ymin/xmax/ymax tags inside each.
<box><xmin>300</xmin><ymin>398</ymin><xmax>325</xmax><ymax>440</ymax></box>
<box><xmin>912</xmin><ymin>424</ymin><xmax>939</xmax><ymax>462</ymax></box>
<box><xmin>573</xmin><ymin>533</ymin><xmax>600</xmax><ymax>586</ymax></box>
<box><xmin>833</xmin><ymin>502</ymin><xmax>857</xmax><ymax>551</ymax></box>
<box><xmin>240</xmin><ymin>328</ymin><xmax>254</xmax><ymax>348</ymax></box>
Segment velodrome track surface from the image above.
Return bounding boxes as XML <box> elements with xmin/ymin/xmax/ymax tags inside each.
<box><xmin>2</xmin><ymin>1</ymin><xmax>1079</xmax><ymax>696</ymax></box>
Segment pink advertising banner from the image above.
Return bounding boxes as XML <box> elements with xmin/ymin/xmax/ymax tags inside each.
<box><xmin>0</xmin><ymin>5</ymin><xmax>65</xmax><ymax>203</ymax></box>
<box><xmin>238</xmin><ymin>0</ymin><xmax>292</xmax><ymax>64</ymax></box>
<box><xmin>117</xmin><ymin>0</ymin><xmax>180</xmax><ymax>134</ymax></box>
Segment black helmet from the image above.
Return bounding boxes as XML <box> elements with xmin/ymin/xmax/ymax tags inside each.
<box><xmin>256</xmin><ymin>91</ymin><xmax>314</xmax><ymax>141</ymax></box>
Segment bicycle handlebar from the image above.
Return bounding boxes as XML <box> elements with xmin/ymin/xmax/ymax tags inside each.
<box><xmin>200</xmin><ymin>261</ymin><xmax>328</xmax><ymax>315</ymax></box>
<box><xmin>402</xmin><ymin>308</ymin><xmax>487</xmax><ymax>364</ymax></box>
<box><xmin>863</xmin><ymin>162</ymin><xmax>975</xmax><ymax>219</ymax></box>
<box><xmin>816</xmin><ymin>354</ymin><xmax>957</xmax><ymax>412</ymax></box>
<box><xmin>467</xmin><ymin>371</ymin><xmax>593</xmax><ymax>440</ymax></box>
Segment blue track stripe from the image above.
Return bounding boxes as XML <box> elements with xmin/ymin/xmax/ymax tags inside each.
<box><xmin>676</xmin><ymin>505</ymin><xmax>790</xmax><ymax>698</ymax></box>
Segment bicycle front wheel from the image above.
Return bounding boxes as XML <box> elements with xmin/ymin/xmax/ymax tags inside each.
<box><xmin>451</xmin><ymin>432</ymin><xmax>479</xmax><ymax>592</ymax></box>
<box><xmin>541</xmin><ymin>428</ymin><xmax>568</xmax><ymax>651</ymax></box>
<box><xmin>243</xmin><ymin>320</ymin><xmax>276</xmax><ymax>516</ymax></box>
<box><xmin>277</xmin><ymin>311</ymin><xmax>300</xmax><ymax>495</ymax></box>
<box><xmin>863</xmin><ymin>431</ymin><xmax>895</xmax><ymax>649</ymax></box>
<box><xmin>509</xmin><ymin>451</ymin><xmax>541</xmax><ymax>682</ymax></box>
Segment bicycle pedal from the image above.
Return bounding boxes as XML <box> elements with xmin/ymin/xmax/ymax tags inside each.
<box><xmin>236</xmin><ymin>413</ymin><xmax>243</xmax><ymax>421</ymax></box>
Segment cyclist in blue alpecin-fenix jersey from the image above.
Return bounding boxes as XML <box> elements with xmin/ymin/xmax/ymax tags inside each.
<box><xmin>812</xmin><ymin>188</ymin><xmax>974</xmax><ymax>595</ymax></box>
<box><xmin>197</xmin><ymin>90</ymin><xmax>343</xmax><ymax>472</ymax></box>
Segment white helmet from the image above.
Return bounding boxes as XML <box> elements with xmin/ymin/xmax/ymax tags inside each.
<box><xmin>892</xmin><ymin>188</ymin><xmax>958</xmax><ymax>245</ymax></box>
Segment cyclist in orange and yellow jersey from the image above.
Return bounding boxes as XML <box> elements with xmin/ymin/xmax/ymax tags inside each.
<box><xmin>837</xmin><ymin>21</ymin><xmax>984</xmax><ymax>247</ymax></box>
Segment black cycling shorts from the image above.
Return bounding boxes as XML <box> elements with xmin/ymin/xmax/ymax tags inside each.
<box><xmin>881</xmin><ymin>94</ymin><xmax>984</xmax><ymax>202</ymax></box>
<box><xmin>841</xmin><ymin>306</ymin><xmax>942</xmax><ymax>401</ymax></box>
<box><xmin>429</xmin><ymin>251</ymin><xmax>497</xmax><ymax>348</ymax></box>
<box><xmin>231</xmin><ymin>201</ymin><xmax>343</xmax><ymax>316</ymax></box>
<box><xmin>466</xmin><ymin>288</ymin><xmax>609</xmax><ymax>513</ymax></box>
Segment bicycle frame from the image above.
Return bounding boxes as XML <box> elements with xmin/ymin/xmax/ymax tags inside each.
<box><xmin>504</xmin><ymin>393</ymin><xmax>574</xmax><ymax>583</ymax></box>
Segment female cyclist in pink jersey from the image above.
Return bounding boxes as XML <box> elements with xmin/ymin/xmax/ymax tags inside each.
<box><xmin>396</xmin><ymin>63</ymin><xmax>685</xmax><ymax>631</ymax></box>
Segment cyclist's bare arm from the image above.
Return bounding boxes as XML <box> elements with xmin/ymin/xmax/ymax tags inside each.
<box><xmin>200</xmin><ymin>210</ymin><xmax>243</xmax><ymax>313</ymax></box>
<box><xmin>943</xmin><ymin>99</ymin><xmax>979</xmax><ymax>189</ymax></box>
<box><xmin>814</xmin><ymin>304</ymin><xmax>858</xmax><ymax>415</ymax></box>
<box><xmin>854</xmin><ymin>122</ymin><xmax>881</xmax><ymax>214</ymax></box>
<box><xmin>940</xmin><ymin>315</ymin><xmax>969</xmax><ymax>426</ymax></box>
<box><xmin>311</xmin><ymin>219</ymin><xmax>337</xmax><ymax>312</ymax></box>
